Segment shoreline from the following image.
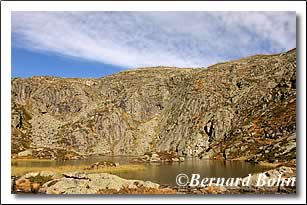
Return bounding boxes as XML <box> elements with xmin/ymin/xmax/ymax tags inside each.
<box><xmin>11</xmin><ymin>165</ymin><xmax>296</xmax><ymax>195</ymax></box>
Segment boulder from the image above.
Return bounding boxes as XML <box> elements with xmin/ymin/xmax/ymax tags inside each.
<box><xmin>179</xmin><ymin>157</ymin><xmax>185</xmax><ymax>162</ymax></box>
<box><xmin>150</xmin><ymin>157</ymin><xmax>160</xmax><ymax>163</ymax></box>
<box><xmin>39</xmin><ymin>172</ymin><xmax>160</xmax><ymax>194</ymax></box>
<box><xmin>17</xmin><ymin>149</ymin><xmax>32</xmax><ymax>157</ymax></box>
<box><xmin>13</xmin><ymin>171</ymin><xmax>59</xmax><ymax>193</ymax></box>
<box><xmin>151</xmin><ymin>153</ymin><xmax>159</xmax><ymax>158</ymax></box>
<box><xmin>15</xmin><ymin>178</ymin><xmax>32</xmax><ymax>193</ymax></box>
<box><xmin>63</xmin><ymin>172</ymin><xmax>88</xmax><ymax>179</ymax></box>
<box><xmin>31</xmin><ymin>183</ymin><xmax>41</xmax><ymax>193</ymax></box>
<box><xmin>200</xmin><ymin>149</ymin><xmax>214</xmax><ymax>159</ymax></box>
<box><xmin>21</xmin><ymin>171</ymin><xmax>57</xmax><ymax>180</ymax></box>
<box><xmin>88</xmin><ymin>161</ymin><xmax>119</xmax><ymax>169</ymax></box>
<box><xmin>171</xmin><ymin>158</ymin><xmax>179</xmax><ymax>162</ymax></box>
<box><xmin>241</xmin><ymin>166</ymin><xmax>296</xmax><ymax>192</ymax></box>
<box><xmin>142</xmin><ymin>155</ymin><xmax>150</xmax><ymax>161</ymax></box>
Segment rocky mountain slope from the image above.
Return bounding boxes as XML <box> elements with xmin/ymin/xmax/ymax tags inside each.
<box><xmin>11</xmin><ymin>49</ymin><xmax>296</xmax><ymax>163</ymax></box>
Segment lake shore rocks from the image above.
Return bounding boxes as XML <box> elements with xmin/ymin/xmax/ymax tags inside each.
<box><xmin>240</xmin><ymin>166</ymin><xmax>296</xmax><ymax>193</ymax></box>
<box><xmin>13</xmin><ymin>171</ymin><xmax>59</xmax><ymax>193</ymax></box>
<box><xmin>12</xmin><ymin>165</ymin><xmax>296</xmax><ymax>194</ymax></box>
<box><xmin>85</xmin><ymin>161</ymin><xmax>120</xmax><ymax>170</ymax></box>
<box><xmin>17</xmin><ymin>149</ymin><xmax>33</xmax><ymax>158</ymax></box>
<box><xmin>39</xmin><ymin>172</ymin><xmax>160</xmax><ymax>194</ymax></box>
<box><xmin>131</xmin><ymin>152</ymin><xmax>185</xmax><ymax>163</ymax></box>
<box><xmin>13</xmin><ymin>147</ymin><xmax>86</xmax><ymax>161</ymax></box>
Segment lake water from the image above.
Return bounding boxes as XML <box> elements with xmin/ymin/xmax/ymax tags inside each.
<box><xmin>12</xmin><ymin>156</ymin><xmax>271</xmax><ymax>186</ymax></box>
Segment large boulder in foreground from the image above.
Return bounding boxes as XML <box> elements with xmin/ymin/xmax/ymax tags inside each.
<box><xmin>14</xmin><ymin>171</ymin><xmax>58</xmax><ymax>193</ymax></box>
<box><xmin>39</xmin><ymin>172</ymin><xmax>160</xmax><ymax>194</ymax></box>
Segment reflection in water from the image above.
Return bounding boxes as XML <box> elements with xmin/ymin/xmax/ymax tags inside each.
<box><xmin>12</xmin><ymin>156</ymin><xmax>271</xmax><ymax>186</ymax></box>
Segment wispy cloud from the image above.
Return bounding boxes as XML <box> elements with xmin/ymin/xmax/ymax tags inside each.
<box><xmin>12</xmin><ymin>11</ymin><xmax>296</xmax><ymax>68</ymax></box>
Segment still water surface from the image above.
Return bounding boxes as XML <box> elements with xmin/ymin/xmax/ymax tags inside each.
<box><xmin>12</xmin><ymin>156</ymin><xmax>271</xmax><ymax>186</ymax></box>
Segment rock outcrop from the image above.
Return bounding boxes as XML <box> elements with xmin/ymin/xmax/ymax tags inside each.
<box><xmin>13</xmin><ymin>171</ymin><xmax>58</xmax><ymax>193</ymax></box>
<box><xmin>12</xmin><ymin>171</ymin><xmax>162</xmax><ymax>194</ymax></box>
<box><xmin>39</xmin><ymin>172</ymin><xmax>160</xmax><ymax>194</ymax></box>
<box><xmin>11</xmin><ymin>49</ymin><xmax>296</xmax><ymax>163</ymax></box>
<box><xmin>86</xmin><ymin>161</ymin><xmax>120</xmax><ymax>169</ymax></box>
<box><xmin>131</xmin><ymin>152</ymin><xmax>185</xmax><ymax>163</ymax></box>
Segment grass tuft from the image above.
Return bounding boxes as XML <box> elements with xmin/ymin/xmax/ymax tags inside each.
<box><xmin>12</xmin><ymin>160</ymin><xmax>145</xmax><ymax>177</ymax></box>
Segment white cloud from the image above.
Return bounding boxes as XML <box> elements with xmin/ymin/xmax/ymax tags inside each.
<box><xmin>12</xmin><ymin>11</ymin><xmax>296</xmax><ymax>68</ymax></box>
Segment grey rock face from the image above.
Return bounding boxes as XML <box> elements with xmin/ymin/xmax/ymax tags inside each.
<box><xmin>39</xmin><ymin>172</ymin><xmax>160</xmax><ymax>194</ymax></box>
<box><xmin>11</xmin><ymin>49</ymin><xmax>296</xmax><ymax>162</ymax></box>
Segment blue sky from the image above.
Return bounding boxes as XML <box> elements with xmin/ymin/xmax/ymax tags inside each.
<box><xmin>12</xmin><ymin>47</ymin><xmax>124</xmax><ymax>78</ymax></box>
<box><xmin>11</xmin><ymin>11</ymin><xmax>296</xmax><ymax>78</ymax></box>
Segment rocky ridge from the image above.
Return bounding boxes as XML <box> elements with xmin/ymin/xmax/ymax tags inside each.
<box><xmin>11</xmin><ymin>49</ymin><xmax>296</xmax><ymax>164</ymax></box>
